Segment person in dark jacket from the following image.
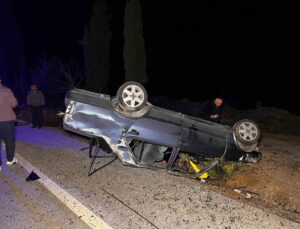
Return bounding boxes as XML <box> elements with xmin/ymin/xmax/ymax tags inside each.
<box><xmin>199</xmin><ymin>97</ymin><xmax>223</xmax><ymax>123</ymax></box>
<box><xmin>0</xmin><ymin>77</ymin><xmax>18</xmax><ymax>171</ymax></box>
<box><xmin>27</xmin><ymin>84</ymin><xmax>45</xmax><ymax>128</ymax></box>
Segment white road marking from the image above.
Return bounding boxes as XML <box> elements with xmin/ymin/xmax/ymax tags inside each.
<box><xmin>15</xmin><ymin>153</ymin><xmax>112</xmax><ymax>229</ymax></box>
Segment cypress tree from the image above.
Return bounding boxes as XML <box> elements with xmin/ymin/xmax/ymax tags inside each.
<box><xmin>123</xmin><ymin>0</ymin><xmax>147</xmax><ymax>84</ymax></box>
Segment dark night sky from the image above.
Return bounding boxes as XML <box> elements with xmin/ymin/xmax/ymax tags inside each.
<box><xmin>2</xmin><ymin>0</ymin><xmax>299</xmax><ymax>114</ymax></box>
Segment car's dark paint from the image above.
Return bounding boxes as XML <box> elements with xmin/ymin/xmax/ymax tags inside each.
<box><xmin>63</xmin><ymin>88</ymin><xmax>259</xmax><ymax>168</ymax></box>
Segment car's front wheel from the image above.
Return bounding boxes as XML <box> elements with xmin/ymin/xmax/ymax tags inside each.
<box><xmin>117</xmin><ymin>81</ymin><xmax>148</xmax><ymax>112</ymax></box>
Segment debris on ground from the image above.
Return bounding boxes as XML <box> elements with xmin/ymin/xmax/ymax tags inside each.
<box><xmin>26</xmin><ymin>171</ymin><xmax>40</xmax><ymax>181</ymax></box>
<box><xmin>233</xmin><ymin>188</ymin><xmax>258</xmax><ymax>199</ymax></box>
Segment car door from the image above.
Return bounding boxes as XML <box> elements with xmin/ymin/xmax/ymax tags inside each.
<box><xmin>125</xmin><ymin>106</ymin><xmax>182</xmax><ymax>148</ymax></box>
<box><xmin>179</xmin><ymin>115</ymin><xmax>228</xmax><ymax>158</ymax></box>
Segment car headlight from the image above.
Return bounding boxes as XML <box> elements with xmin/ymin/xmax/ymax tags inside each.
<box><xmin>65</xmin><ymin>101</ymin><xmax>75</xmax><ymax>114</ymax></box>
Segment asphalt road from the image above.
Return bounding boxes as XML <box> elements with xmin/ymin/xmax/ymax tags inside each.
<box><xmin>0</xmin><ymin>157</ymin><xmax>89</xmax><ymax>229</ymax></box>
<box><xmin>1</xmin><ymin>126</ymin><xmax>299</xmax><ymax>229</ymax></box>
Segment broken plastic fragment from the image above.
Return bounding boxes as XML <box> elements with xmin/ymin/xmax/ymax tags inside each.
<box><xmin>189</xmin><ymin>160</ymin><xmax>209</xmax><ymax>179</ymax></box>
<box><xmin>239</xmin><ymin>152</ymin><xmax>262</xmax><ymax>163</ymax></box>
<box><xmin>234</xmin><ymin>188</ymin><xmax>252</xmax><ymax>198</ymax></box>
<box><xmin>26</xmin><ymin>171</ymin><xmax>40</xmax><ymax>181</ymax></box>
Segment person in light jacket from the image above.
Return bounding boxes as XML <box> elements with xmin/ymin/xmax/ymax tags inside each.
<box><xmin>27</xmin><ymin>84</ymin><xmax>45</xmax><ymax>128</ymax></box>
<box><xmin>0</xmin><ymin>77</ymin><xmax>18</xmax><ymax>171</ymax></box>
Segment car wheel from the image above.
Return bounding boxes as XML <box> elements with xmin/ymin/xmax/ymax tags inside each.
<box><xmin>233</xmin><ymin>119</ymin><xmax>260</xmax><ymax>146</ymax></box>
<box><xmin>117</xmin><ymin>81</ymin><xmax>148</xmax><ymax>112</ymax></box>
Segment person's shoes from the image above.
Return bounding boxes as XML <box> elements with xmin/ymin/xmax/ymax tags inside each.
<box><xmin>31</xmin><ymin>126</ymin><xmax>36</xmax><ymax>128</ymax></box>
<box><xmin>6</xmin><ymin>158</ymin><xmax>18</xmax><ymax>165</ymax></box>
<box><xmin>38</xmin><ymin>126</ymin><xmax>42</xmax><ymax>129</ymax></box>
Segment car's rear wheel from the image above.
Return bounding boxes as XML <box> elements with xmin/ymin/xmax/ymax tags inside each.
<box><xmin>233</xmin><ymin>119</ymin><xmax>260</xmax><ymax>146</ymax></box>
<box><xmin>117</xmin><ymin>81</ymin><xmax>148</xmax><ymax>112</ymax></box>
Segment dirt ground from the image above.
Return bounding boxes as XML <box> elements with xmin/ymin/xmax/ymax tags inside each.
<box><xmin>206</xmin><ymin>133</ymin><xmax>300</xmax><ymax>223</ymax></box>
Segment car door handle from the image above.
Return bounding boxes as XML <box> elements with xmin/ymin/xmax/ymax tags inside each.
<box><xmin>128</xmin><ymin>129</ymin><xmax>139</xmax><ymax>135</ymax></box>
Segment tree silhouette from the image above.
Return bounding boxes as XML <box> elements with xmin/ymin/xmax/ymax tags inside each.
<box><xmin>0</xmin><ymin>0</ymin><xmax>29</xmax><ymax>104</ymax></box>
<box><xmin>123</xmin><ymin>0</ymin><xmax>147</xmax><ymax>84</ymax></box>
<box><xmin>31</xmin><ymin>55</ymin><xmax>84</xmax><ymax>108</ymax></box>
<box><xmin>81</xmin><ymin>0</ymin><xmax>112</xmax><ymax>93</ymax></box>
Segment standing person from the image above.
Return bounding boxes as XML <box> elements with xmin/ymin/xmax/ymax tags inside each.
<box><xmin>199</xmin><ymin>97</ymin><xmax>223</xmax><ymax>123</ymax></box>
<box><xmin>27</xmin><ymin>84</ymin><xmax>45</xmax><ymax>128</ymax></box>
<box><xmin>0</xmin><ymin>77</ymin><xmax>18</xmax><ymax>171</ymax></box>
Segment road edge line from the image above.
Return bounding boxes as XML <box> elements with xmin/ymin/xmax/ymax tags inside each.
<box><xmin>15</xmin><ymin>153</ymin><xmax>112</xmax><ymax>229</ymax></box>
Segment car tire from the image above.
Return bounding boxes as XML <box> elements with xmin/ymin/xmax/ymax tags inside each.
<box><xmin>233</xmin><ymin>119</ymin><xmax>260</xmax><ymax>146</ymax></box>
<box><xmin>117</xmin><ymin>81</ymin><xmax>148</xmax><ymax>112</ymax></box>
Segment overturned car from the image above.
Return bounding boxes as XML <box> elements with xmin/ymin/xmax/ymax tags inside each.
<box><xmin>63</xmin><ymin>81</ymin><xmax>261</xmax><ymax>176</ymax></box>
